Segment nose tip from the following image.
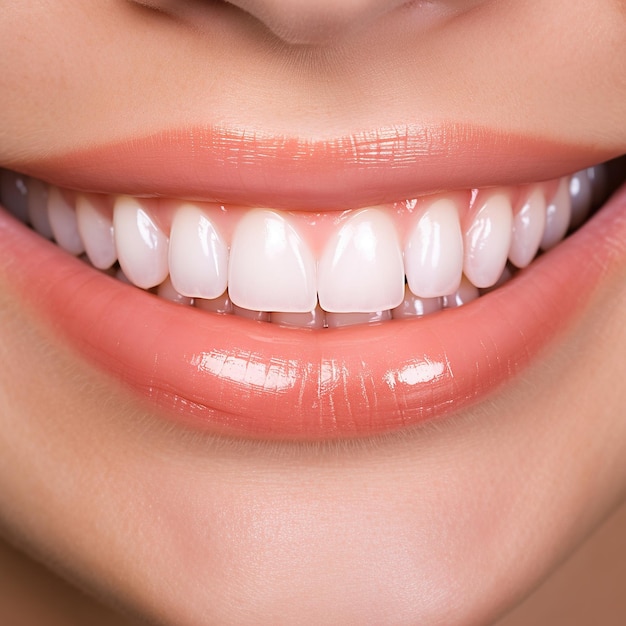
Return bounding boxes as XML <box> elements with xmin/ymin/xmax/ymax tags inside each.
<box><xmin>225</xmin><ymin>0</ymin><xmax>410</xmax><ymax>44</ymax></box>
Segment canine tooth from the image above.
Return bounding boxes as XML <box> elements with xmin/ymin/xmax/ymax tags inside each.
<box><xmin>392</xmin><ymin>286</ymin><xmax>442</xmax><ymax>319</ymax></box>
<box><xmin>0</xmin><ymin>170</ymin><xmax>29</xmax><ymax>222</ymax></box>
<box><xmin>326</xmin><ymin>310</ymin><xmax>392</xmax><ymax>328</ymax></box>
<box><xmin>232</xmin><ymin>305</ymin><xmax>270</xmax><ymax>322</ymax></box>
<box><xmin>76</xmin><ymin>194</ymin><xmax>117</xmax><ymax>270</ymax></box>
<box><xmin>26</xmin><ymin>178</ymin><xmax>54</xmax><ymax>239</ymax></box>
<box><xmin>318</xmin><ymin>208</ymin><xmax>404</xmax><ymax>313</ymax></box>
<box><xmin>463</xmin><ymin>191</ymin><xmax>513</xmax><ymax>288</ymax></box>
<box><xmin>229</xmin><ymin>209</ymin><xmax>317</xmax><ymax>312</ymax></box>
<box><xmin>271</xmin><ymin>307</ymin><xmax>326</xmax><ymax>329</ymax></box>
<box><xmin>404</xmin><ymin>197</ymin><xmax>463</xmax><ymax>298</ymax></box>
<box><xmin>568</xmin><ymin>170</ymin><xmax>593</xmax><ymax>230</ymax></box>
<box><xmin>157</xmin><ymin>277</ymin><xmax>193</xmax><ymax>306</ymax></box>
<box><xmin>48</xmin><ymin>187</ymin><xmax>85</xmax><ymax>255</ymax></box>
<box><xmin>540</xmin><ymin>178</ymin><xmax>571</xmax><ymax>251</ymax></box>
<box><xmin>169</xmin><ymin>204</ymin><xmax>228</xmax><ymax>299</ymax></box>
<box><xmin>195</xmin><ymin>291</ymin><xmax>233</xmax><ymax>314</ymax></box>
<box><xmin>113</xmin><ymin>196</ymin><xmax>169</xmax><ymax>289</ymax></box>
<box><xmin>442</xmin><ymin>276</ymin><xmax>480</xmax><ymax>308</ymax></box>
<box><xmin>509</xmin><ymin>186</ymin><xmax>546</xmax><ymax>268</ymax></box>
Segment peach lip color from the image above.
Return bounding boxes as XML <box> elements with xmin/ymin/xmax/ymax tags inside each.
<box><xmin>0</xmin><ymin>181</ymin><xmax>624</xmax><ymax>439</ymax></box>
<box><xmin>12</xmin><ymin>123</ymin><xmax>618</xmax><ymax>209</ymax></box>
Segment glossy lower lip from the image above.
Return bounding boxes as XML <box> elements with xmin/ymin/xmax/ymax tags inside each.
<box><xmin>1</xmin><ymin>180</ymin><xmax>625</xmax><ymax>439</ymax></box>
<box><xmin>11</xmin><ymin>123</ymin><xmax>619</xmax><ymax>209</ymax></box>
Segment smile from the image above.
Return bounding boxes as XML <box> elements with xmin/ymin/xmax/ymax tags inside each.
<box><xmin>0</xmin><ymin>166</ymin><xmax>609</xmax><ymax>328</ymax></box>
<box><xmin>0</xmin><ymin>126</ymin><xmax>624</xmax><ymax>440</ymax></box>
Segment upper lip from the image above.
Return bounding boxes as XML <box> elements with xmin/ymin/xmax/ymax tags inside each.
<box><xmin>8</xmin><ymin>122</ymin><xmax>621</xmax><ymax>209</ymax></box>
<box><xmin>2</xmin><ymin>120</ymin><xmax>625</xmax><ymax>439</ymax></box>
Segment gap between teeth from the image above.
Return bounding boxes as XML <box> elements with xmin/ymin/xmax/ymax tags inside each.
<box><xmin>0</xmin><ymin>166</ymin><xmax>606</xmax><ymax>329</ymax></box>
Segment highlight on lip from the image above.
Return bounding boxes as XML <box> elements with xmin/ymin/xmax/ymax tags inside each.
<box><xmin>0</xmin><ymin>165</ymin><xmax>607</xmax><ymax>329</ymax></box>
<box><xmin>1</xmin><ymin>156</ymin><xmax>623</xmax><ymax>438</ymax></box>
<box><xmin>11</xmin><ymin>123</ymin><xmax>618</xmax><ymax>210</ymax></box>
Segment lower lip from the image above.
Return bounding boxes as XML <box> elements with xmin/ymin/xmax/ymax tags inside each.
<box><xmin>1</xmin><ymin>184</ymin><xmax>625</xmax><ymax>440</ymax></box>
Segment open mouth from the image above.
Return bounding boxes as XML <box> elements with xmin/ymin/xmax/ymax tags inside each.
<box><xmin>0</xmin><ymin>166</ymin><xmax>611</xmax><ymax>327</ymax></box>
<box><xmin>0</xmin><ymin>130</ymin><xmax>624</xmax><ymax>440</ymax></box>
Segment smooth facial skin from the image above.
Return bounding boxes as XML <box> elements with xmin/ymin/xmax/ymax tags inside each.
<box><xmin>0</xmin><ymin>1</ymin><xmax>625</xmax><ymax>625</ymax></box>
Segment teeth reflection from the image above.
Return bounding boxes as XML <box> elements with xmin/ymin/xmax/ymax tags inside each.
<box><xmin>169</xmin><ymin>203</ymin><xmax>229</xmax><ymax>300</ymax></box>
<box><xmin>233</xmin><ymin>305</ymin><xmax>270</xmax><ymax>322</ymax></box>
<box><xmin>540</xmin><ymin>178</ymin><xmax>572</xmax><ymax>251</ymax></box>
<box><xmin>463</xmin><ymin>191</ymin><xmax>513</xmax><ymax>288</ymax></box>
<box><xmin>392</xmin><ymin>286</ymin><xmax>442</xmax><ymax>319</ymax></box>
<box><xmin>0</xmin><ymin>170</ymin><xmax>29</xmax><ymax>222</ymax></box>
<box><xmin>318</xmin><ymin>208</ymin><xmax>404</xmax><ymax>313</ymax></box>
<box><xmin>27</xmin><ymin>178</ymin><xmax>54</xmax><ymax>240</ymax></box>
<box><xmin>479</xmin><ymin>264</ymin><xmax>515</xmax><ymax>295</ymax></box>
<box><xmin>404</xmin><ymin>197</ymin><xmax>463</xmax><ymax>298</ymax></box>
<box><xmin>195</xmin><ymin>291</ymin><xmax>233</xmax><ymax>314</ymax></box>
<box><xmin>271</xmin><ymin>307</ymin><xmax>326</xmax><ymax>329</ymax></box>
<box><xmin>587</xmin><ymin>164</ymin><xmax>607</xmax><ymax>206</ymax></box>
<box><xmin>76</xmin><ymin>194</ymin><xmax>117</xmax><ymax>270</ymax></box>
<box><xmin>113</xmin><ymin>196</ymin><xmax>169</xmax><ymax>290</ymax></box>
<box><xmin>568</xmin><ymin>170</ymin><xmax>593</xmax><ymax>230</ymax></box>
<box><xmin>157</xmin><ymin>276</ymin><xmax>193</xmax><ymax>306</ymax></box>
<box><xmin>509</xmin><ymin>186</ymin><xmax>546</xmax><ymax>269</ymax></box>
<box><xmin>443</xmin><ymin>276</ymin><xmax>480</xmax><ymax>309</ymax></box>
<box><xmin>48</xmin><ymin>187</ymin><xmax>85</xmax><ymax>256</ymax></box>
<box><xmin>326</xmin><ymin>310</ymin><xmax>392</xmax><ymax>328</ymax></box>
<box><xmin>2</xmin><ymin>165</ymin><xmax>611</xmax><ymax>329</ymax></box>
<box><xmin>229</xmin><ymin>209</ymin><xmax>317</xmax><ymax>313</ymax></box>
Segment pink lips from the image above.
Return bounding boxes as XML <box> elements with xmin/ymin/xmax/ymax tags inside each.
<box><xmin>2</xmin><ymin>124</ymin><xmax>625</xmax><ymax>439</ymax></box>
<box><xmin>13</xmin><ymin>123</ymin><xmax>617</xmax><ymax>209</ymax></box>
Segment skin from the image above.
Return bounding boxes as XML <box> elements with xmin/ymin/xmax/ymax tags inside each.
<box><xmin>0</xmin><ymin>1</ymin><xmax>625</xmax><ymax>624</ymax></box>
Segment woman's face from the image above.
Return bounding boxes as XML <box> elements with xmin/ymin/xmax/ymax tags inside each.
<box><xmin>0</xmin><ymin>1</ymin><xmax>625</xmax><ymax>624</ymax></box>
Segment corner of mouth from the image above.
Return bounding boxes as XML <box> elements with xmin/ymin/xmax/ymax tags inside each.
<box><xmin>0</xmin><ymin>152</ymin><xmax>624</xmax><ymax>439</ymax></box>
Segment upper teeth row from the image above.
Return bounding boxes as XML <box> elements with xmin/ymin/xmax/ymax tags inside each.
<box><xmin>0</xmin><ymin>167</ymin><xmax>605</xmax><ymax>315</ymax></box>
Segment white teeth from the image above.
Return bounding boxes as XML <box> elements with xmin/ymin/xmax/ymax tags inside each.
<box><xmin>442</xmin><ymin>276</ymin><xmax>480</xmax><ymax>308</ymax></box>
<box><xmin>318</xmin><ymin>208</ymin><xmax>404</xmax><ymax>313</ymax></box>
<box><xmin>113</xmin><ymin>196</ymin><xmax>169</xmax><ymax>289</ymax></box>
<box><xmin>8</xmin><ymin>166</ymin><xmax>604</xmax><ymax>325</ymax></box>
<box><xmin>568</xmin><ymin>170</ymin><xmax>593</xmax><ymax>230</ymax></box>
<box><xmin>463</xmin><ymin>191</ymin><xmax>513</xmax><ymax>288</ymax></box>
<box><xmin>228</xmin><ymin>209</ymin><xmax>317</xmax><ymax>312</ymax></box>
<box><xmin>48</xmin><ymin>187</ymin><xmax>85</xmax><ymax>256</ymax></box>
<box><xmin>76</xmin><ymin>194</ymin><xmax>117</xmax><ymax>270</ymax></box>
<box><xmin>392</xmin><ymin>285</ymin><xmax>442</xmax><ymax>319</ymax></box>
<box><xmin>540</xmin><ymin>178</ymin><xmax>572</xmax><ymax>251</ymax></box>
<box><xmin>26</xmin><ymin>179</ymin><xmax>54</xmax><ymax>239</ymax></box>
<box><xmin>169</xmin><ymin>204</ymin><xmax>228</xmax><ymax>299</ymax></box>
<box><xmin>326</xmin><ymin>310</ymin><xmax>392</xmax><ymax>328</ymax></box>
<box><xmin>0</xmin><ymin>170</ymin><xmax>29</xmax><ymax>222</ymax></box>
<box><xmin>404</xmin><ymin>197</ymin><xmax>464</xmax><ymax>298</ymax></box>
<box><xmin>509</xmin><ymin>186</ymin><xmax>546</xmax><ymax>268</ymax></box>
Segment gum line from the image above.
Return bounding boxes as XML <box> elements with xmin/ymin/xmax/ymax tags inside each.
<box><xmin>0</xmin><ymin>167</ymin><xmax>606</xmax><ymax>329</ymax></box>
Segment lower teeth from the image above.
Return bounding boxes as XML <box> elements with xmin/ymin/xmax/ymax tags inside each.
<box><xmin>0</xmin><ymin>165</ymin><xmax>610</xmax><ymax>329</ymax></box>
